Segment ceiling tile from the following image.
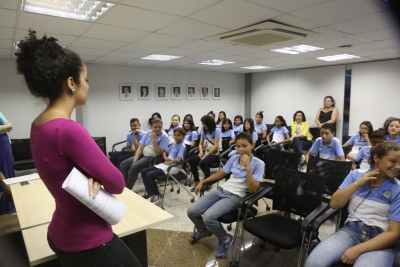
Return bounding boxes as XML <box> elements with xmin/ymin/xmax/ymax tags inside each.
<box><xmin>249</xmin><ymin>0</ymin><xmax>328</xmax><ymax>13</ymax></box>
<box><xmin>157</xmin><ymin>18</ymin><xmax>228</xmax><ymax>39</ymax></box>
<box><xmin>149</xmin><ymin>61</ymin><xmax>191</xmax><ymax>67</ymax></box>
<box><xmin>177</xmin><ymin>40</ymin><xmax>231</xmax><ymax>51</ymax></box>
<box><xmin>308</xmin><ymin>36</ymin><xmax>366</xmax><ymax>49</ymax></box>
<box><xmin>135</xmin><ymin>33</ymin><xmax>194</xmax><ymax>47</ymax></box>
<box><xmin>243</xmin><ymin>50</ymin><xmax>286</xmax><ymax>59</ymax></box>
<box><xmin>167</xmin><ymin>56</ymin><xmax>207</xmax><ymax>64</ymax></box>
<box><xmin>0</xmin><ymin>48</ymin><xmax>11</xmax><ymax>56</ymax></box>
<box><xmin>0</xmin><ymin>39</ymin><xmax>12</xmax><ymax>49</ymax></box>
<box><xmin>188</xmin><ymin>51</ymin><xmax>234</xmax><ymax>60</ymax></box>
<box><xmin>328</xmin><ymin>11</ymin><xmax>399</xmax><ymax>35</ymax></box>
<box><xmin>356</xmin><ymin>27</ymin><xmax>400</xmax><ymax>42</ymax></box>
<box><xmin>155</xmin><ymin>48</ymin><xmax>203</xmax><ymax>57</ymax></box>
<box><xmin>0</xmin><ymin>27</ymin><xmax>13</xmax><ymax>40</ymax></box>
<box><xmin>330</xmin><ymin>42</ymin><xmax>385</xmax><ymax>53</ymax></box>
<box><xmin>71</xmin><ymin>37</ymin><xmax>127</xmax><ymax>50</ymax></box>
<box><xmin>80</xmin><ymin>55</ymin><xmax>100</xmax><ymax>63</ymax></box>
<box><xmin>366</xmin><ymin>53</ymin><xmax>400</xmax><ymax>60</ymax></box>
<box><xmin>212</xmin><ymin>45</ymin><xmax>260</xmax><ymax>55</ymax></box>
<box><xmin>259</xmin><ymin>41</ymin><xmax>302</xmax><ymax>50</ymax></box>
<box><xmin>289</xmin><ymin>0</ymin><xmax>391</xmax><ymax>26</ymax></box>
<box><xmin>273</xmin><ymin>14</ymin><xmax>319</xmax><ymax>30</ymax></box>
<box><xmin>118</xmin><ymin>43</ymin><xmax>170</xmax><ymax>53</ymax></box>
<box><xmin>15</xmin><ymin>29</ymin><xmax>78</xmax><ymax>47</ymax></box>
<box><xmin>103</xmin><ymin>51</ymin><xmax>148</xmax><ymax>59</ymax></box>
<box><xmin>120</xmin><ymin>0</ymin><xmax>220</xmax><ymax>16</ymax></box>
<box><xmin>0</xmin><ymin>9</ymin><xmax>16</xmax><ymax>28</ymax></box>
<box><xmin>96</xmin><ymin>5</ymin><xmax>181</xmax><ymax>32</ymax></box>
<box><xmin>0</xmin><ymin>0</ymin><xmax>18</xmax><ymax>10</ymax></box>
<box><xmin>300</xmin><ymin>27</ymin><xmax>347</xmax><ymax>44</ymax></box>
<box><xmin>375</xmin><ymin>38</ymin><xmax>400</xmax><ymax>49</ymax></box>
<box><xmin>91</xmin><ymin>56</ymin><xmax>133</xmax><ymax>63</ymax></box>
<box><xmin>356</xmin><ymin>48</ymin><xmax>400</xmax><ymax>57</ymax></box>
<box><xmin>69</xmin><ymin>47</ymin><xmax>111</xmax><ymax>56</ymax></box>
<box><xmin>83</xmin><ymin>24</ymin><xmax>150</xmax><ymax>43</ymax></box>
<box><xmin>189</xmin><ymin>0</ymin><xmax>281</xmax><ymax>30</ymax></box>
<box><xmin>122</xmin><ymin>59</ymin><xmax>158</xmax><ymax>66</ymax></box>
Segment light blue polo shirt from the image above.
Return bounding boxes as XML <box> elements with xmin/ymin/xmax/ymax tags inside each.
<box><xmin>184</xmin><ymin>130</ymin><xmax>198</xmax><ymax>145</ymax></box>
<box><xmin>309</xmin><ymin>137</ymin><xmax>344</xmax><ymax>160</ymax></box>
<box><xmin>353</xmin><ymin>146</ymin><xmax>371</xmax><ymax>171</ymax></box>
<box><xmin>126</xmin><ymin>130</ymin><xmax>146</xmax><ymax>146</ymax></box>
<box><xmin>233</xmin><ymin>124</ymin><xmax>243</xmax><ymax>133</ymax></box>
<box><xmin>386</xmin><ymin>135</ymin><xmax>400</xmax><ymax>143</ymax></box>
<box><xmin>346</xmin><ymin>134</ymin><xmax>368</xmax><ymax>153</ymax></box>
<box><xmin>140</xmin><ymin>130</ymin><xmax>169</xmax><ymax>157</ymax></box>
<box><xmin>221</xmin><ymin>129</ymin><xmax>235</xmax><ymax>138</ymax></box>
<box><xmin>167</xmin><ymin>125</ymin><xmax>182</xmax><ymax>141</ymax></box>
<box><xmin>271</xmin><ymin>126</ymin><xmax>289</xmax><ymax>143</ymax></box>
<box><xmin>166</xmin><ymin>140</ymin><xmax>186</xmax><ymax>160</ymax></box>
<box><xmin>221</xmin><ymin>154</ymin><xmax>265</xmax><ymax>197</ymax></box>
<box><xmin>254</xmin><ymin>123</ymin><xmax>267</xmax><ymax>134</ymax></box>
<box><xmin>340</xmin><ymin>170</ymin><xmax>400</xmax><ymax>230</ymax></box>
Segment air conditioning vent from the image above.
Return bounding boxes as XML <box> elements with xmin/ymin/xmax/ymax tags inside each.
<box><xmin>207</xmin><ymin>21</ymin><xmax>317</xmax><ymax>47</ymax></box>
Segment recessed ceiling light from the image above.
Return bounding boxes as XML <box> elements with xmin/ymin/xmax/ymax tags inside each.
<box><xmin>271</xmin><ymin>45</ymin><xmax>324</xmax><ymax>54</ymax></box>
<box><xmin>241</xmin><ymin>65</ymin><xmax>273</xmax><ymax>70</ymax></box>
<box><xmin>141</xmin><ymin>54</ymin><xmax>182</xmax><ymax>61</ymax></box>
<box><xmin>316</xmin><ymin>54</ymin><xmax>360</xmax><ymax>62</ymax></box>
<box><xmin>21</xmin><ymin>0</ymin><xmax>115</xmax><ymax>22</ymax></box>
<box><xmin>198</xmin><ymin>60</ymin><xmax>235</xmax><ymax>66</ymax></box>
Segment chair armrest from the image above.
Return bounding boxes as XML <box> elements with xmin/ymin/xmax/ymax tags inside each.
<box><xmin>300</xmin><ymin>203</ymin><xmax>329</xmax><ymax>231</ymax></box>
<box><xmin>310</xmin><ymin>207</ymin><xmax>340</xmax><ymax>232</ymax></box>
<box><xmin>245</xmin><ymin>187</ymin><xmax>274</xmax><ymax>209</ymax></box>
<box><xmin>237</xmin><ymin>186</ymin><xmax>265</xmax><ymax>208</ymax></box>
<box><xmin>166</xmin><ymin>159</ymin><xmax>189</xmax><ymax>172</ymax></box>
<box><xmin>189</xmin><ymin>147</ymin><xmax>199</xmax><ymax>157</ymax></box>
<box><xmin>150</xmin><ymin>155</ymin><xmax>164</xmax><ymax>165</ymax></box>
<box><xmin>112</xmin><ymin>140</ymin><xmax>126</xmax><ymax>152</ymax></box>
<box><xmin>200</xmin><ymin>176</ymin><xmax>228</xmax><ymax>193</ymax></box>
<box><xmin>220</xmin><ymin>145</ymin><xmax>235</xmax><ymax>158</ymax></box>
<box><xmin>253</xmin><ymin>143</ymin><xmax>265</xmax><ymax>153</ymax></box>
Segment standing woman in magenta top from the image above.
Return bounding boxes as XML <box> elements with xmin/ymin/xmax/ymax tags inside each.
<box><xmin>315</xmin><ymin>96</ymin><xmax>339</xmax><ymax>130</ymax></box>
<box><xmin>16</xmin><ymin>30</ymin><xmax>141</xmax><ymax>266</ymax></box>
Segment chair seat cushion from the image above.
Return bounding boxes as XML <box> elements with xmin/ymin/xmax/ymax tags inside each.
<box><xmin>218</xmin><ymin>206</ymin><xmax>258</xmax><ymax>223</ymax></box>
<box><xmin>155</xmin><ymin>172</ymin><xmax>187</xmax><ymax>182</ymax></box>
<box><xmin>243</xmin><ymin>214</ymin><xmax>302</xmax><ymax>250</ymax></box>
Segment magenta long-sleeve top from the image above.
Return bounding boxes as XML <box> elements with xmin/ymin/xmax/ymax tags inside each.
<box><xmin>30</xmin><ymin>118</ymin><xmax>125</xmax><ymax>252</ymax></box>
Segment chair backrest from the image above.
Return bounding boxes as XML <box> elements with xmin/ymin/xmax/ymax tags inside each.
<box><xmin>273</xmin><ymin>167</ymin><xmax>326</xmax><ymax>217</ymax></box>
<box><xmin>92</xmin><ymin>137</ymin><xmax>107</xmax><ymax>156</ymax></box>
<box><xmin>265</xmin><ymin>149</ymin><xmax>303</xmax><ymax>180</ymax></box>
<box><xmin>11</xmin><ymin>139</ymin><xmax>33</xmax><ymax>162</ymax></box>
<box><xmin>221</xmin><ymin>137</ymin><xmax>231</xmax><ymax>152</ymax></box>
<box><xmin>309</xmin><ymin>127</ymin><xmax>320</xmax><ymax>140</ymax></box>
<box><xmin>306</xmin><ymin>156</ymin><xmax>352</xmax><ymax>195</ymax></box>
<box><xmin>286</xmin><ymin>125</ymin><xmax>292</xmax><ymax>137</ymax></box>
<box><xmin>342</xmin><ymin>146</ymin><xmax>352</xmax><ymax>158</ymax></box>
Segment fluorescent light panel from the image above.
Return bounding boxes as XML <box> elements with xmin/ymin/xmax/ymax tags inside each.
<box><xmin>22</xmin><ymin>0</ymin><xmax>114</xmax><ymax>22</ymax></box>
<box><xmin>316</xmin><ymin>54</ymin><xmax>360</xmax><ymax>62</ymax></box>
<box><xmin>241</xmin><ymin>65</ymin><xmax>273</xmax><ymax>70</ymax></box>
<box><xmin>198</xmin><ymin>60</ymin><xmax>235</xmax><ymax>66</ymax></box>
<box><xmin>271</xmin><ymin>45</ymin><xmax>324</xmax><ymax>55</ymax></box>
<box><xmin>141</xmin><ymin>54</ymin><xmax>182</xmax><ymax>61</ymax></box>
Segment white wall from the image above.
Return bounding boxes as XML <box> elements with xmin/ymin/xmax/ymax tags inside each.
<box><xmin>350</xmin><ymin>59</ymin><xmax>400</xmax><ymax>134</ymax></box>
<box><xmin>251</xmin><ymin>65</ymin><xmax>346</xmax><ymax>139</ymax></box>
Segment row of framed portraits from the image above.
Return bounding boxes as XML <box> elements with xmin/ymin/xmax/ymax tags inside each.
<box><xmin>119</xmin><ymin>83</ymin><xmax>222</xmax><ymax>101</ymax></box>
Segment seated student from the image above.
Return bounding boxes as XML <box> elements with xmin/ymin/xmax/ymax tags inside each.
<box><xmin>198</xmin><ymin>111</ymin><xmax>216</xmax><ymax>135</ymax></box>
<box><xmin>189</xmin><ymin>115</ymin><xmax>221</xmax><ymax>192</ymax></box>
<box><xmin>110</xmin><ymin>118</ymin><xmax>145</xmax><ymax>168</ymax></box>
<box><xmin>167</xmin><ymin>114</ymin><xmax>182</xmax><ymax>145</ymax></box>
<box><xmin>385</xmin><ymin>118</ymin><xmax>400</xmax><ymax>143</ymax></box>
<box><xmin>290</xmin><ymin>110</ymin><xmax>313</xmax><ymax>163</ymax></box>
<box><xmin>141</xmin><ymin>128</ymin><xmax>186</xmax><ymax>204</ymax></box>
<box><xmin>221</xmin><ymin>118</ymin><xmax>235</xmax><ymax>146</ymax></box>
<box><xmin>232</xmin><ymin>115</ymin><xmax>244</xmax><ymax>134</ymax></box>
<box><xmin>228</xmin><ymin>118</ymin><xmax>258</xmax><ymax>158</ymax></box>
<box><xmin>343</xmin><ymin>121</ymin><xmax>373</xmax><ymax>160</ymax></box>
<box><xmin>305</xmin><ymin>123</ymin><xmax>345</xmax><ymax>163</ymax></box>
<box><xmin>216</xmin><ymin>111</ymin><xmax>226</xmax><ymax>129</ymax></box>
<box><xmin>305</xmin><ymin>142</ymin><xmax>400</xmax><ymax>267</ymax></box>
<box><xmin>187</xmin><ymin>132</ymin><xmax>264</xmax><ymax>259</ymax></box>
<box><xmin>352</xmin><ymin>129</ymin><xmax>386</xmax><ymax>171</ymax></box>
<box><xmin>147</xmin><ymin>112</ymin><xmax>166</xmax><ymax>131</ymax></box>
<box><xmin>259</xmin><ymin>116</ymin><xmax>290</xmax><ymax>164</ymax></box>
<box><xmin>183</xmin><ymin>118</ymin><xmax>198</xmax><ymax>149</ymax></box>
<box><xmin>254</xmin><ymin>111</ymin><xmax>267</xmax><ymax>139</ymax></box>
<box><xmin>184</xmin><ymin>114</ymin><xmax>193</xmax><ymax>122</ymax></box>
<box><xmin>119</xmin><ymin>118</ymin><xmax>169</xmax><ymax>189</ymax></box>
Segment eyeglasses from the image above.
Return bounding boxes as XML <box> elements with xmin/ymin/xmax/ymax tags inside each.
<box><xmin>360</xmin><ymin>127</ymin><xmax>369</xmax><ymax>130</ymax></box>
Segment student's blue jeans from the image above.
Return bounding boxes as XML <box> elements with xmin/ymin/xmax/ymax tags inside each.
<box><xmin>259</xmin><ymin>144</ymin><xmax>280</xmax><ymax>163</ymax></box>
<box><xmin>292</xmin><ymin>137</ymin><xmax>312</xmax><ymax>154</ymax></box>
<box><xmin>119</xmin><ymin>155</ymin><xmax>153</xmax><ymax>189</ymax></box>
<box><xmin>187</xmin><ymin>187</ymin><xmax>240</xmax><ymax>243</ymax></box>
<box><xmin>305</xmin><ymin>221</ymin><xmax>399</xmax><ymax>267</ymax></box>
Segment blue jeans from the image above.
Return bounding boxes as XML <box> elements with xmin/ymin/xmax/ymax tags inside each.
<box><xmin>119</xmin><ymin>155</ymin><xmax>153</xmax><ymax>189</ymax></box>
<box><xmin>141</xmin><ymin>166</ymin><xmax>165</xmax><ymax>196</ymax></box>
<box><xmin>305</xmin><ymin>221</ymin><xmax>399</xmax><ymax>267</ymax></box>
<box><xmin>187</xmin><ymin>187</ymin><xmax>240</xmax><ymax>243</ymax></box>
<box><xmin>259</xmin><ymin>144</ymin><xmax>280</xmax><ymax>163</ymax></box>
<box><xmin>292</xmin><ymin>137</ymin><xmax>312</xmax><ymax>154</ymax></box>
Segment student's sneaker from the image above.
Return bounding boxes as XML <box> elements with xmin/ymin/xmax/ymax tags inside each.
<box><xmin>150</xmin><ymin>195</ymin><xmax>163</xmax><ymax>205</ymax></box>
<box><xmin>299</xmin><ymin>155</ymin><xmax>305</xmax><ymax>165</ymax></box>
<box><xmin>215</xmin><ymin>234</ymin><xmax>234</xmax><ymax>259</ymax></box>
<box><xmin>189</xmin><ymin>230</ymin><xmax>213</xmax><ymax>244</ymax></box>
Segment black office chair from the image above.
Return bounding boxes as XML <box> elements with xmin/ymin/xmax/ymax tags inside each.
<box><xmin>10</xmin><ymin>138</ymin><xmax>36</xmax><ymax>171</ymax></box>
<box><xmin>92</xmin><ymin>136</ymin><xmax>107</xmax><ymax>156</ymax></box>
<box><xmin>108</xmin><ymin>140</ymin><xmax>126</xmax><ymax>157</ymax></box>
<box><xmin>227</xmin><ymin>167</ymin><xmax>327</xmax><ymax>267</ymax></box>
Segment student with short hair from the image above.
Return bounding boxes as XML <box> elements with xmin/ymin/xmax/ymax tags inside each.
<box><xmin>343</xmin><ymin>121</ymin><xmax>373</xmax><ymax>160</ymax></box>
<box><xmin>305</xmin><ymin>123</ymin><xmax>345</xmax><ymax>163</ymax></box>
<box><xmin>254</xmin><ymin>111</ymin><xmax>267</xmax><ymax>139</ymax></box>
<box><xmin>119</xmin><ymin>118</ymin><xmax>169</xmax><ymax>189</ymax></box>
<box><xmin>233</xmin><ymin>115</ymin><xmax>244</xmax><ymax>134</ymax></box>
<box><xmin>187</xmin><ymin>132</ymin><xmax>264</xmax><ymax>259</ymax></box>
<box><xmin>167</xmin><ymin>114</ymin><xmax>182</xmax><ymax>145</ymax></box>
<box><xmin>183</xmin><ymin>118</ymin><xmax>198</xmax><ymax>149</ymax></box>
<box><xmin>385</xmin><ymin>118</ymin><xmax>400</xmax><ymax>143</ymax></box>
<box><xmin>352</xmin><ymin>129</ymin><xmax>386</xmax><ymax>171</ymax></box>
<box><xmin>141</xmin><ymin>127</ymin><xmax>186</xmax><ymax>204</ymax></box>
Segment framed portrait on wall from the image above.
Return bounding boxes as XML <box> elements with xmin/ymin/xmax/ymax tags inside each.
<box><xmin>200</xmin><ymin>85</ymin><xmax>210</xmax><ymax>100</ymax></box>
<box><xmin>186</xmin><ymin>85</ymin><xmax>197</xmax><ymax>100</ymax></box>
<box><xmin>212</xmin><ymin>86</ymin><xmax>221</xmax><ymax>100</ymax></box>
<box><xmin>138</xmin><ymin>84</ymin><xmax>151</xmax><ymax>100</ymax></box>
<box><xmin>171</xmin><ymin>85</ymin><xmax>182</xmax><ymax>100</ymax></box>
<box><xmin>119</xmin><ymin>83</ymin><xmax>133</xmax><ymax>101</ymax></box>
<box><xmin>156</xmin><ymin>84</ymin><xmax>168</xmax><ymax>100</ymax></box>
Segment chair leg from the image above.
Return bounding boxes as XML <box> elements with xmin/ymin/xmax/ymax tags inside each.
<box><xmin>159</xmin><ymin>174</ymin><xmax>170</xmax><ymax>209</ymax></box>
<box><xmin>228</xmin><ymin>208</ymin><xmax>247</xmax><ymax>267</ymax></box>
<box><xmin>169</xmin><ymin>174</ymin><xmax>196</xmax><ymax>203</ymax></box>
<box><xmin>297</xmin><ymin>231</ymin><xmax>308</xmax><ymax>267</ymax></box>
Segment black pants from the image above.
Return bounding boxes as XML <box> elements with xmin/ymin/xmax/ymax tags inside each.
<box><xmin>109</xmin><ymin>151</ymin><xmax>133</xmax><ymax>168</ymax></box>
<box><xmin>141</xmin><ymin>166</ymin><xmax>165</xmax><ymax>196</ymax></box>
<box><xmin>292</xmin><ymin>137</ymin><xmax>312</xmax><ymax>154</ymax></box>
<box><xmin>189</xmin><ymin>154</ymin><xmax>219</xmax><ymax>182</ymax></box>
<box><xmin>48</xmin><ymin>233</ymin><xmax>142</xmax><ymax>267</ymax></box>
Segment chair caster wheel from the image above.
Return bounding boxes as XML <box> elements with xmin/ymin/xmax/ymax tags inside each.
<box><xmin>191</xmin><ymin>198</ymin><xmax>195</xmax><ymax>203</ymax></box>
<box><xmin>190</xmin><ymin>238</ymin><xmax>196</xmax><ymax>244</ymax></box>
<box><xmin>266</xmin><ymin>207</ymin><xmax>270</xmax><ymax>211</ymax></box>
<box><xmin>189</xmin><ymin>183</ymin><xmax>192</xmax><ymax>187</ymax></box>
<box><xmin>177</xmin><ymin>189</ymin><xmax>180</xmax><ymax>194</ymax></box>
<box><xmin>227</xmin><ymin>225</ymin><xmax>232</xmax><ymax>231</ymax></box>
<box><xmin>260</xmin><ymin>243</ymin><xmax>265</xmax><ymax>248</ymax></box>
<box><xmin>170</xmin><ymin>188</ymin><xmax>174</xmax><ymax>192</ymax></box>
<box><xmin>184</xmin><ymin>183</ymin><xmax>187</xmax><ymax>186</ymax></box>
<box><xmin>274</xmin><ymin>246</ymin><xmax>280</xmax><ymax>251</ymax></box>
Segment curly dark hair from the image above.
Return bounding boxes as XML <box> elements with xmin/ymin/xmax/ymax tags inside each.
<box><xmin>369</xmin><ymin>142</ymin><xmax>400</xmax><ymax>168</ymax></box>
<box><xmin>293</xmin><ymin>111</ymin><xmax>306</xmax><ymax>122</ymax></box>
<box><xmin>15</xmin><ymin>30</ymin><xmax>83</xmax><ymax>103</ymax></box>
<box><xmin>201</xmin><ymin>115</ymin><xmax>216</xmax><ymax>134</ymax></box>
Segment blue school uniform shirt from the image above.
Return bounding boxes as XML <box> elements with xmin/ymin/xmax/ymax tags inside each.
<box><xmin>254</xmin><ymin>123</ymin><xmax>267</xmax><ymax>134</ymax></box>
<box><xmin>183</xmin><ymin>130</ymin><xmax>198</xmax><ymax>145</ymax></box>
<box><xmin>386</xmin><ymin>135</ymin><xmax>400</xmax><ymax>143</ymax></box>
<box><xmin>353</xmin><ymin>146</ymin><xmax>371</xmax><ymax>171</ymax></box>
<box><xmin>167</xmin><ymin>125</ymin><xmax>182</xmax><ymax>141</ymax></box>
<box><xmin>346</xmin><ymin>133</ymin><xmax>368</xmax><ymax>153</ymax></box>
<box><xmin>221</xmin><ymin>129</ymin><xmax>235</xmax><ymax>138</ymax></box>
<box><xmin>340</xmin><ymin>170</ymin><xmax>400</xmax><ymax>231</ymax></box>
<box><xmin>140</xmin><ymin>130</ymin><xmax>169</xmax><ymax>157</ymax></box>
<box><xmin>220</xmin><ymin>154</ymin><xmax>265</xmax><ymax>197</ymax></box>
<box><xmin>126</xmin><ymin>130</ymin><xmax>146</xmax><ymax>147</ymax></box>
<box><xmin>154</xmin><ymin>141</ymin><xmax>186</xmax><ymax>174</ymax></box>
<box><xmin>309</xmin><ymin>137</ymin><xmax>344</xmax><ymax>160</ymax></box>
<box><xmin>271</xmin><ymin>126</ymin><xmax>289</xmax><ymax>143</ymax></box>
<box><xmin>233</xmin><ymin>124</ymin><xmax>243</xmax><ymax>133</ymax></box>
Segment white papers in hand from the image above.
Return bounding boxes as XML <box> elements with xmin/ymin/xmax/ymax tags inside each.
<box><xmin>62</xmin><ymin>168</ymin><xmax>126</xmax><ymax>225</ymax></box>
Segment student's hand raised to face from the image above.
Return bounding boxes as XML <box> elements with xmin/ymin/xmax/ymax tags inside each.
<box><xmin>150</xmin><ymin>131</ymin><xmax>156</xmax><ymax>140</ymax></box>
<box><xmin>240</xmin><ymin>154</ymin><xmax>251</xmax><ymax>168</ymax></box>
<box><xmin>355</xmin><ymin>169</ymin><xmax>379</xmax><ymax>187</ymax></box>
<box><xmin>134</xmin><ymin>129</ymin><xmax>140</xmax><ymax>134</ymax></box>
